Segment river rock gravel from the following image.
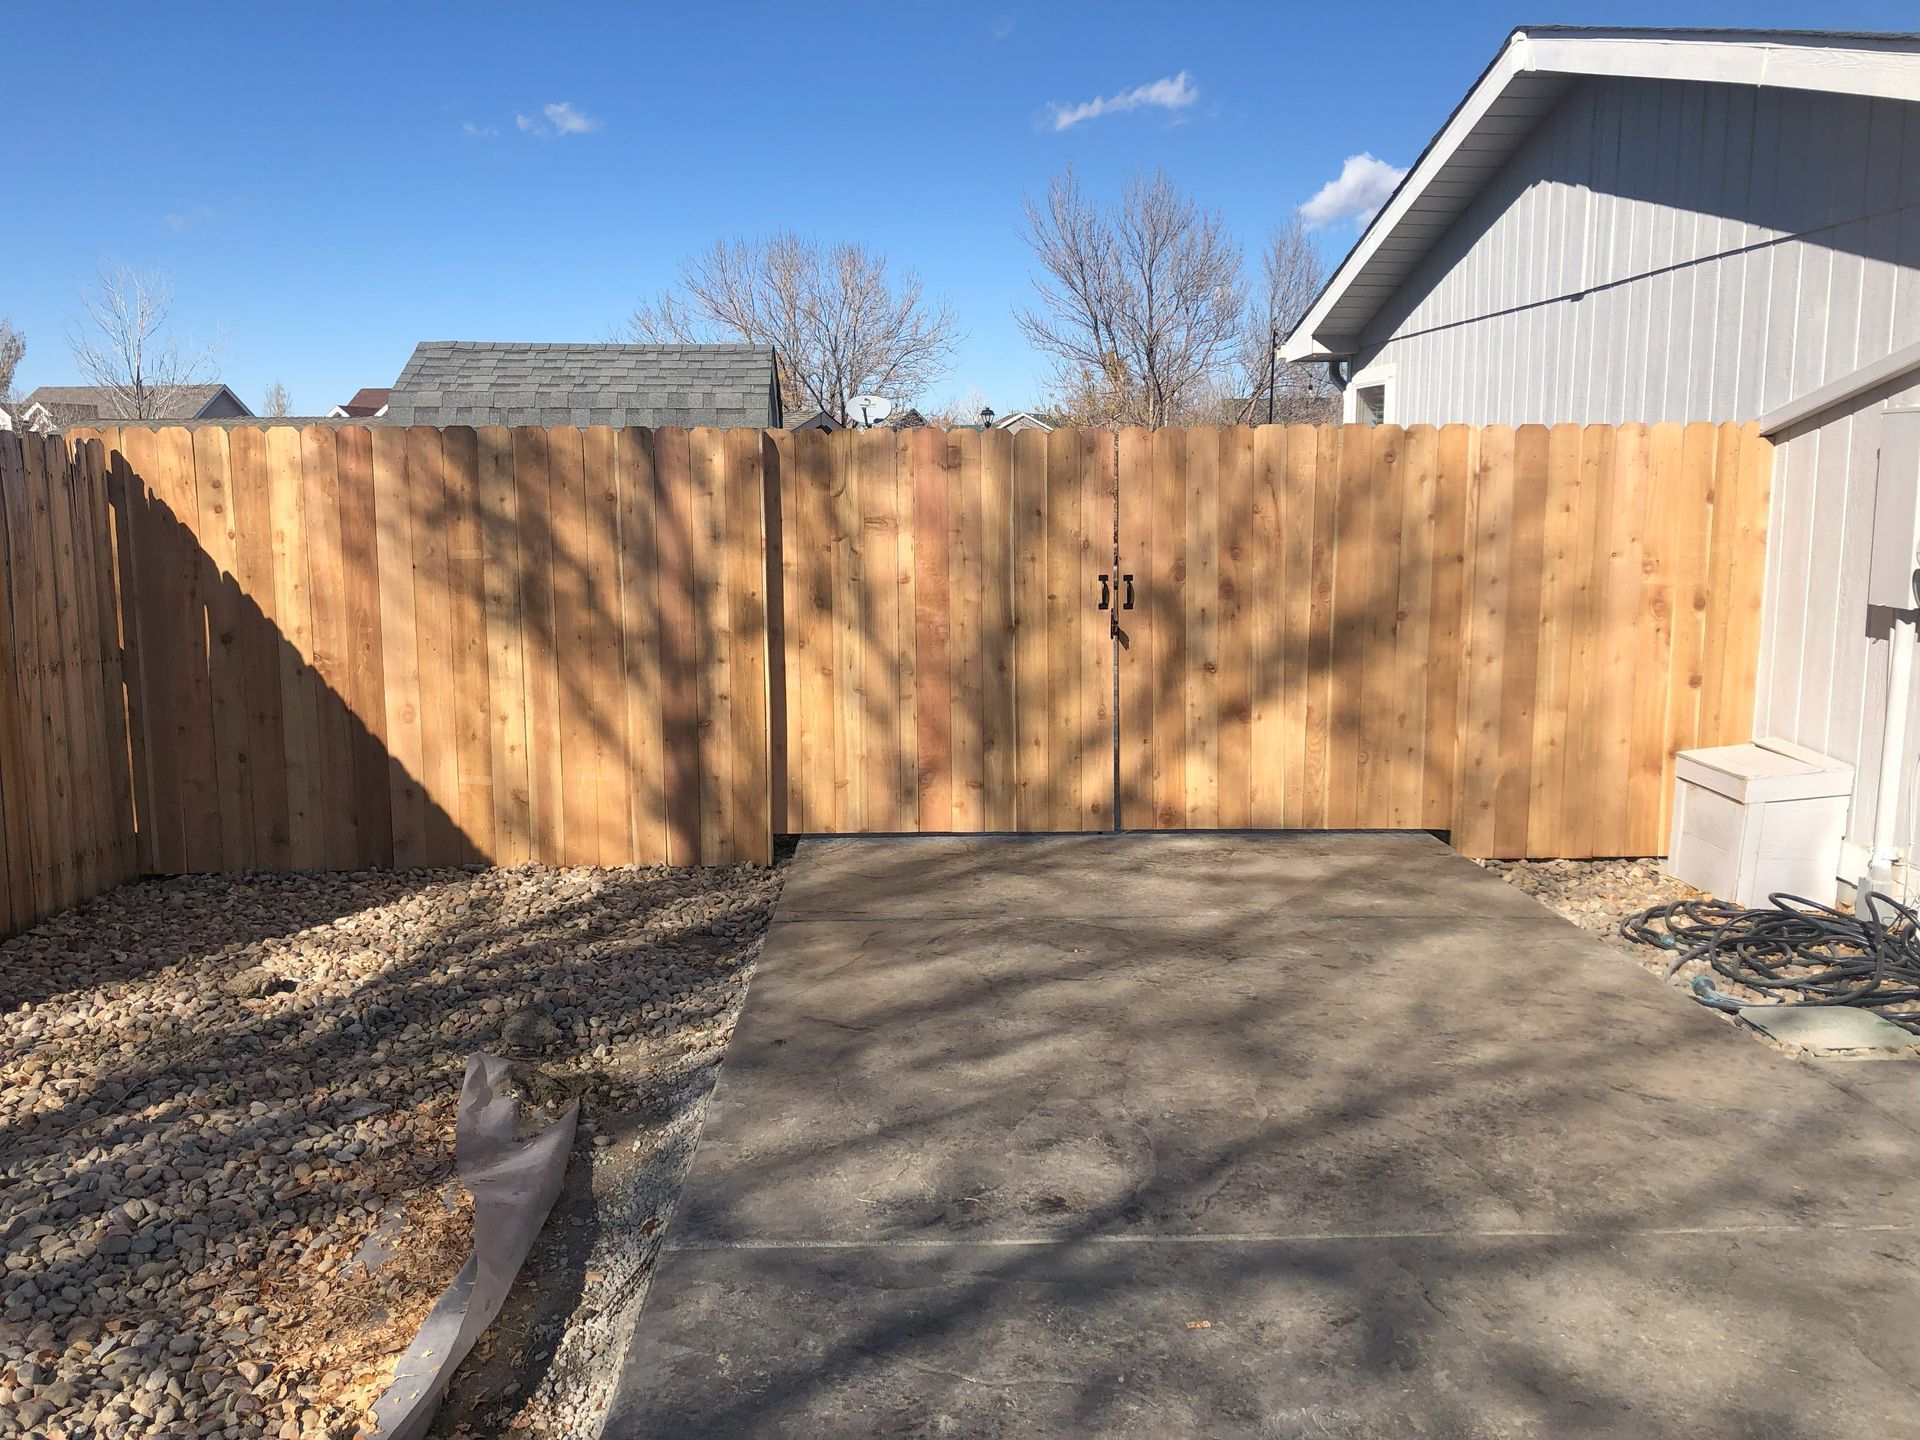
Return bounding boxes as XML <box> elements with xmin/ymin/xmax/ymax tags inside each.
<box><xmin>1483</xmin><ymin>856</ymin><xmax>1828</xmax><ymax>1007</ymax></box>
<box><xmin>0</xmin><ymin>860</ymin><xmax>784</xmax><ymax>1440</ymax></box>
<box><xmin>1480</xmin><ymin>856</ymin><xmax>1699</xmax><ymax>959</ymax></box>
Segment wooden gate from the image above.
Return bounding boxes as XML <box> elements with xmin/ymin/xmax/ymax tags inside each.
<box><xmin>773</xmin><ymin>419</ymin><xmax>1767</xmax><ymax>856</ymax></box>
<box><xmin>1116</xmin><ymin>424</ymin><xmax>1467</xmax><ymax>832</ymax></box>
<box><xmin>1114</xmin><ymin>421</ymin><xmax>1770</xmax><ymax>855</ymax></box>
<box><xmin>773</xmin><ymin>426</ymin><xmax>1112</xmax><ymax>834</ymax></box>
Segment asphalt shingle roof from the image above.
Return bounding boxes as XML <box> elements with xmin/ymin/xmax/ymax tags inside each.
<box><xmin>20</xmin><ymin>383</ymin><xmax>237</xmax><ymax>423</ymax></box>
<box><xmin>339</xmin><ymin>387</ymin><xmax>390</xmax><ymax>416</ymax></box>
<box><xmin>384</xmin><ymin>342</ymin><xmax>781</xmax><ymax>429</ymax></box>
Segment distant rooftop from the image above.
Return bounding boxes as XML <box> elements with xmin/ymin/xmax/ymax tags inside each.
<box><xmin>19</xmin><ymin>383</ymin><xmax>248</xmax><ymax>424</ymax></box>
<box><xmin>337</xmin><ymin>386</ymin><xmax>390</xmax><ymax>417</ymax></box>
<box><xmin>384</xmin><ymin>342</ymin><xmax>782</xmax><ymax>429</ymax></box>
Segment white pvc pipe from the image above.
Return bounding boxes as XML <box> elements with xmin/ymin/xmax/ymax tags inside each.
<box><xmin>1867</xmin><ymin>610</ymin><xmax>1917</xmax><ymax>902</ymax></box>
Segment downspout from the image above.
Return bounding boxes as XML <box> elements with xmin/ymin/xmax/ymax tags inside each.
<box><xmin>1863</xmin><ymin>612</ymin><xmax>1914</xmax><ymax>915</ymax></box>
<box><xmin>1860</xmin><ymin>406</ymin><xmax>1920</xmax><ymax>916</ymax></box>
<box><xmin>1325</xmin><ymin>359</ymin><xmax>1350</xmax><ymax>391</ymax></box>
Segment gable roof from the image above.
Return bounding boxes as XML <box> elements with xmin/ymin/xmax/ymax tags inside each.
<box><xmin>334</xmin><ymin>386</ymin><xmax>390</xmax><ymax>417</ymax></box>
<box><xmin>992</xmin><ymin>411</ymin><xmax>1055</xmax><ymax>432</ymax></box>
<box><xmin>18</xmin><ymin>382</ymin><xmax>247</xmax><ymax>424</ymax></box>
<box><xmin>384</xmin><ymin>342</ymin><xmax>781</xmax><ymax>428</ymax></box>
<box><xmin>785</xmin><ymin>409</ymin><xmax>844</xmax><ymax>431</ymax></box>
<box><xmin>1282</xmin><ymin>26</ymin><xmax>1920</xmax><ymax>363</ymax></box>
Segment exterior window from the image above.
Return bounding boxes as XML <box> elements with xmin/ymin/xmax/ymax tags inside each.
<box><xmin>1354</xmin><ymin>383</ymin><xmax>1388</xmax><ymax>426</ymax></box>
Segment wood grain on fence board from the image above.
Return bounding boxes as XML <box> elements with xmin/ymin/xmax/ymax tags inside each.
<box><xmin>0</xmin><ymin>434</ymin><xmax>135</xmax><ymax>934</ymax></box>
<box><xmin>1111</xmin><ymin>420</ymin><xmax>1768</xmax><ymax>857</ymax></box>
<box><xmin>60</xmin><ymin>422</ymin><xmax>770</xmax><ymax>880</ymax></box>
<box><xmin>0</xmin><ymin>417</ymin><xmax>1773</xmax><ymax>935</ymax></box>
<box><xmin>773</xmin><ymin>424</ymin><xmax>1109</xmax><ymax>835</ymax></box>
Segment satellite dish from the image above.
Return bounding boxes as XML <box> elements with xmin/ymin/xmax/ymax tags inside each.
<box><xmin>849</xmin><ymin>394</ymin><xmax>893</xmax><ymax>428</ymax></box>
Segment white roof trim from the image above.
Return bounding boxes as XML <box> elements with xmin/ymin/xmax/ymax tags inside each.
<box><xmin>1283</xmin><ymin>28</ymin><xmax>1920</xmax><ymax>363</ymax></box>
<box><xmin>192</xmin><ymin>383</ymin><xmax>249</xmax><ymax>418</ymax></box>
<box><xmin>991</xmin><ymin>411</ymin><xmax>1055</xmax><ymax>431</ymax></box>
<box><xmin>1758</xmin><ymin>339</ymin><xmax>1920</xmax><ymax>436</ymax></box>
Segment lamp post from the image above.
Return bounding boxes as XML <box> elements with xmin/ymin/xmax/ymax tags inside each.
<box><xmin>980</xmin><ymin>406</ymin><xmax>996</xmax><ymax>428</ymax></box>
<box><xmin>1267</xmin><ymin>323</ymin><xmax>1278</xmax><ymax>426</ymax></box>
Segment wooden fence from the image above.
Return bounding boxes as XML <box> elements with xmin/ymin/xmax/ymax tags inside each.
<box><xmin>1122</xmin><ymin>421</ymin><xmax>1769</xmax><ymax>855</ymax></box>
<box><xmin>772</xmin><ymin>427</ymin><xmax>1116</xmax><ymax>834</ymax></box>
<box><xmin>0</xmin><ymin>418</ymin><xmax>1770</xmax><ymax>934</ymax></box>
<box><xmin>779</xmin><ymin>420</ymin><xmax>1770</xmax><ymax>858</ymax></box>
<box><xmin>0</xmin><ymin>434</ymin><xmax>136</xmax><ymax>931</ymax></box>
<box><xmin>70</xmin><ymin>424</ymin><xmax>773</xmax><ymax>873</ymax></box>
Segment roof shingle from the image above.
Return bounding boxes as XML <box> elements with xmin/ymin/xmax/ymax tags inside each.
<box><xmin>20</xmin><ymin>383</ymin><xmax>240</xmax><ymax>423</ymax></box>
<box><xmin>383</xmin><ymin>342</ymin><xmax>781</xmax><ymax>430</ymax></box>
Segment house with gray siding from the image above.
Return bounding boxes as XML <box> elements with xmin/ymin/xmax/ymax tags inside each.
<box><xmin>15</xmin><ymin>382</ymin><xmax>251</xmax><ymax>432</ymax></box>
<box><xmin>1284</xmin><ymin>26</ymin><xmax>1920</xmax><ymax>893</ymax></box>
<box><xmin>383</xmin><ymin>342</ymin><xmax>782</xmax><ymax>429</ymax></box>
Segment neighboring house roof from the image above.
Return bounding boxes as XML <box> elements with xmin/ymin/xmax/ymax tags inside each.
<box><xmin>383</xmin><ymin>342</ymin><xmax>781</xmax><ymax>429</ymax></box>
<box><xmin>992</xmin><ymin>411</ymin><xmax>1054</xmax><ymax>433</ymax></box>
<box><xmin>1283</xmin><ymin>26</ymin><xmax>1920</xmax><ymax>363</ymax></box>
<box><xmin>17</xmin><ymin>382</ymin><xmax>250</xmax><ymax>425</ymax></box>
<box><xmin>880</xmin><ymin>408</ymin><xmax>928</xmax><ymax>430</ymax></box>
<box><xmin>329</xmin><ymin>386</ymin><xmax>391</xmax><ymax>418</ymax></box>
<box><xmin>786</xmin><ymin>410</ymin><xmax>844</xmax><ymax>431</ymax></box>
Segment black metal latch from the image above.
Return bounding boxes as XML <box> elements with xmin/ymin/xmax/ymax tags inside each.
<box><xmin>1099</xmin><ymin>574</ymin><xmax>1136</xmax><ymax>639</ymax></box>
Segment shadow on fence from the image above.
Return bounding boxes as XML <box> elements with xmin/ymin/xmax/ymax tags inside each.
<box><xmin>108</xmin><ymin>443</ymin><xmax>459</xmax><ymax>876</ymax></box>
<box><xmin>0</xmin><ymin>417</ymin><xmax>1771</xmax><ymax>945</ymax></box>
<box><xmin>766</xmin><ymin>420</ymin><xmax>1770</xmax><ymax>860</ymax></box>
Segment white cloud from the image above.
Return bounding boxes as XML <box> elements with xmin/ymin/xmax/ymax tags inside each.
<box><xmin>515</xmin><ymin>101</ymin><xmax>601</xmax><ymax>137</ymax></box>
<box><xmin>1049</xmin><ymin>71</ymin><xmax>1197</xmax><ymax>131</ymax></box>
<box><xmin>462</xmin><ymin>120</ymin><xmax>499</xmax><ymax>139</ymax></box>
<box><xmin>1298</xmin><ymin>153</ymin><xmax>1407</xmax><ymax>230</ymax></box>
<box><xmin>164</xmin><ymin>204</ymin><xmax>218</xmax><ymax>234</ymax></box>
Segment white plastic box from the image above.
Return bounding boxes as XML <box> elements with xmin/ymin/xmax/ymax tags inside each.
<box><xmin>1666</xmin><ymin>738</ymin><xmax>1853</xmax><ymax>907</ymax></box>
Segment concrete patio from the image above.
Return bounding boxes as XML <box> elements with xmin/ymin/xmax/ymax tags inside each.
<box><xmin>605</xmin><ymin>832</ymin><xmax>1920</xmax><ymax>1437</ymax></box>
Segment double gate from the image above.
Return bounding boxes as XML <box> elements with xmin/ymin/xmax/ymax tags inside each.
<box><xmin>773</xmin><ymin>421</ymin><xmax>1770</xmax><ymax>859</ymax></box>
<box><xmin>40</xmin><ymin>418</ymin><xmax>1768</xmax><ymax>897</ymax></box>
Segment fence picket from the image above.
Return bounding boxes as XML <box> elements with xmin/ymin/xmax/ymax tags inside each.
<box><xmin>0</xmin><ymin>417</ymin><xmax>1779</xmax><ymax>940</ymax></box>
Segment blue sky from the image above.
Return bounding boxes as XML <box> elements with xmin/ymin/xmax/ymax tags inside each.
<box><xmin>7</xmin><ymin>0</ymin><xmax>1915</xmax><ymax>415</ymax></box>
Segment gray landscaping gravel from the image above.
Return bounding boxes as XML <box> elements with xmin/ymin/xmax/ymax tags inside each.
<box><xmin>1481</xmin><ymin>856</ymin><xmax>1699</xmax><ymax>962</ymax></box>
<box><xmin>0</xmin><ymin>860</ymin><xmax>784</xmax><ymax>1440</ymax></box>
<box><xmin>1485</xmin><ymin>856</ymin><xmax>1846</xmax><ymax>1008</ymax></box>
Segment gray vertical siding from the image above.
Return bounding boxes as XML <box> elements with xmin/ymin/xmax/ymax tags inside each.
<box><xmin>1357</xmin><ymin>77</ymin><xmax>1920</xmax><ymax>425</ymax></box>
<box><xmin>1761</xmin><ymin>377</ymin><xmax>1920</xmax><ymax>864</ymax></box>
<box><xmin>1355</xmin><ymin>74</ymin><xmax>1920</xmax><ymax>868</ymax></box>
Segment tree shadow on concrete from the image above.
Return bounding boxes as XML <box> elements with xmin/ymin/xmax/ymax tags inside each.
<box><xmin>604</xmin><ymin>833</ymin><xmax>1920</xmax><ymax>1437</ymax></box>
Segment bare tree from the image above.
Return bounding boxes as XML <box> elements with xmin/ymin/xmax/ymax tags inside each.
<box><xmin>1228</xmin><ymin>218</ymin><xmax>1340</xmax><ymax>424</ymax></box>
<box><xmin>262</xmin><ymin>381</ymin><xmax>293</xmax><ymax>417</ymax></box>
<box><xmin>0</xmin><ymin>317</ymin><xmax>24</xmax><ymax>410</ymax></box>
<box><xmin>1017</xmin><ymin>166</ymin><xmax>1245</xmax><ymax>429</ymax></box>
<box><xmin>67</xmin><ymin>264</ymin><xmax>222</xmax><ymax>420</ymax></box>
<box><xmin>930</xmin><ymin>386</ymin><xmax>994</xmax><ymax>427</ymax></box>
<box><xmin>626</xmin><ymin>233</ymin><xmax>961</xmax><ymax>424</ymax></box>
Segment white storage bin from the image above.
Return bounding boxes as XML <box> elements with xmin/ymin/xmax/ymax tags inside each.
<box><xmin>1666</xmin><ymin>739</ymin><xmax>1853</xmax><ymax>906</ymax></box>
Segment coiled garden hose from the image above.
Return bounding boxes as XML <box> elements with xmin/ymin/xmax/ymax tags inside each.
<box><xmin>1621</xmin><ymin>892</ymin><xmax>1920</xmax><ymax>1032</ymax></box>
